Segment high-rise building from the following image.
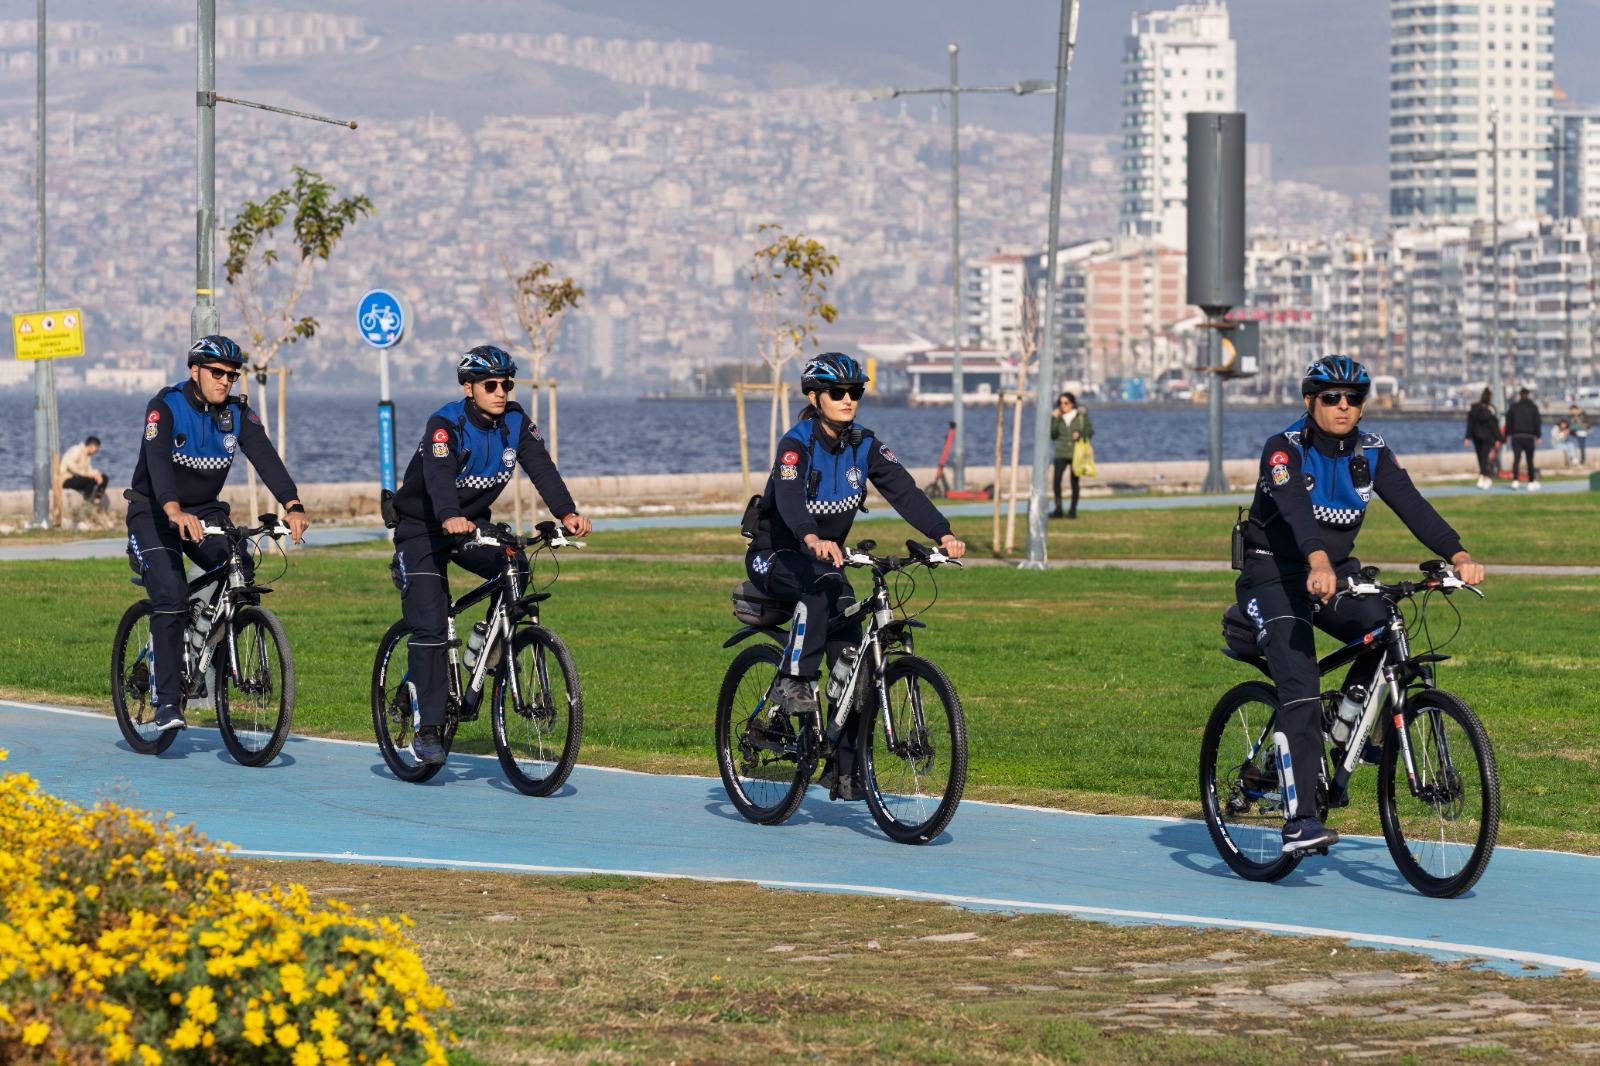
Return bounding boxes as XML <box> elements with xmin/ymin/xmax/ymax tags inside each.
<box><xmin>1389</xmin><ymin>0</ymin><xmax>1555</xmax><ymax>226</ymax></box>
<box><xmin>1119</xmin><ymin>1</ymin><xmax>1237</xmax><ymax>247</ymax></box>
<box><xmin>1554</xmin><ymin>102</ymin><xmax>1600</xmax><ymax>219</ymax></box>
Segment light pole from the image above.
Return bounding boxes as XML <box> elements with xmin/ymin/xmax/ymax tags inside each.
<box><xmin>192</xmin><ymin>0</ymin><xmax>357</xmax><ymax>344</ymax></box>
<box><xmin>1024</xmin><ymin>0</ymin><xmax>1079</xmax><ymax>569</ymax></box>
<box><xmin>855</xmin><ymin>60</ymin><xmax>1053</xmax><ymax>491</ymax></box>
<box><xmin>32</xmin><ymin>0</ymin><xmax>56</xmax><ymax>527</ymax></box>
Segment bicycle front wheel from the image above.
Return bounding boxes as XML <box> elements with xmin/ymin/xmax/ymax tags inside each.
<box><xmin>215</xmin><ymin>606</ymin><xmax>295</xmax><ymax>767</ymax></box>
<box><xmin>371</xmin><ymin>620</ymin><xmax>456</xmax><ymax>783</ymax></box>
<box><xmin>1199</xmin><ymin>681</ymin><xmax>1302</xmax><ymax>883</ymax></box>
<box><xmin>491</xmin><ymin>626</ymin><xmax>583</xmax><ymax>796</ymax></box>
<box><xmin>110</xmin><ymin>600</ymin><xmax>177</xmax><ymax>756</ymax></box>
<box><xmin>859</xmin><ymin>655</ymin><xmax>967</xmax><ymax>845</ymax></box>
<box><xmin>1378</xmin><ymin>689</ymin><xmax>1499</xmax><ymax>898</ymax></box>
<box><xmin>715</xmin><ymin>642</ymin><xmax>814</xmax><ymax>826</ymax></box>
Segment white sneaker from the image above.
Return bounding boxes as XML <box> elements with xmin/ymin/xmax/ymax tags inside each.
<box><xmin>1510</xmin><ymin>481</ymin><xmax>1523</xmax><ymax>490</ymax></box>
<box><xmin>1476</xmin><ymin>476</ymin><xmax>1491</xmax><ymax>490</ymax></box>
<box><xmin>1529</xmin><ymin>480</ymin><xmax>1542</xmax><ymax>492</ymax></box>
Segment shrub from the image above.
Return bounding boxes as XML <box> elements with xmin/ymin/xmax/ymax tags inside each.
<box><xmin>0</xmin><ymin>750</ymin><xmax>453</xmax><ymax>1064</ymax></box>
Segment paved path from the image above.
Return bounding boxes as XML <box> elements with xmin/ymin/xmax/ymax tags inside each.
<box><xmin>4</xmin><ymin>698</ymin><xmax>1596</xmax><ymax>977</ymax></box>
<box><xmin>0</xmin><ymin>477</ymin><xmax>1589</xmax><ymax>564</ymax></box>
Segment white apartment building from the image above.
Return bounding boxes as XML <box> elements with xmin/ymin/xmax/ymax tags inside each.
<box><xmin>1119</xmin><ymin>1</ymin><xmax>1237</xmax><ymax>247</ymax></box>
<box><xmin>1389</xmin><ymin>0</ymin><xmax>1555</xmax><ymax>226</ymax></box>
<box><xmin>962</xmin><ymin>254</ymin><xmax>1032</xmax><ymax>353</ymax></box>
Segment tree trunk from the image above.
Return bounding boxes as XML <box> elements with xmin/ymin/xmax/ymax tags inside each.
<box><xmin>768</xmin><ymin>360</ymin><xmax>783</xmax><ymax>460</ymax></box>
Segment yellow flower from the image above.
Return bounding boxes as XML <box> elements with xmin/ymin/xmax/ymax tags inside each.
<box><xmin>84</xmin><ymin>883</ymin><xmax>101</xmax><ymax>901</ymax></box>
<box><xmin>242</xmin><ymin>1009</ymin><xmax>268</xmax><ymax>1047</ymax></box>
<box><xmin>311</xmin><ymin>1006</ymin><xmax>341</xmax><ymax>1038</ymax></box>
<box><xmin>21</xmin><ymin>1020</ymin><xmax>49</xmax><ymax>1045</ymax></box>
<box><xmin>107</xmin><ymin>1031</ymin><xmax>135</xmax><ymax>1062</ymax></box>
<box><xmin>137</xmin><ymin>1045</ymin><xmax>162</xmax><ymax>1066</ymax></box>
<box><xmin>184</xmin><ymin>983</ymin><xmax>219</xmax><ymax>1025</ymax></box>
<box><xmin>275</xmin><ymin>1023</ymin><xmax>300</xmax><ymax>1048</ymax></box>
<box><xmin>167</xmin><ymin>1017</ymin><xmax>203</xmax><ymax>1051</ymax></box>
<box><xmin>293</xmin><ymin>1041</ymin><xmax>322</xmax><ymax>1066</ymax></box>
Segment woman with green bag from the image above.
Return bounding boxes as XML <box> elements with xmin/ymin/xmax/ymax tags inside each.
<box><xmin>1049</xmin><ymin>391</ymin><xmax>1095</xmax><ymax>519</ymax></box>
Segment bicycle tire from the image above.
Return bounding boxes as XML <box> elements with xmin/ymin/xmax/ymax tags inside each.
<box><xmin>715</xmin><ymin>642</ymin><xmax>814</xmax><ymax>826</ymax></box>
<box><xmin>215</xmin><ymin>606</ymin><xmax>295</xmax><ymax>767</ymax></box>
<box><xmin>1199</xmin><ymin>681</ymin><xmax>1303</xmax><ymax>883</ymax></box>
<box><xmin>371</xmin><ymin>619</ymin><xmax>456</xmax><ymax>783</ymax></box>
<box><xmin>1378</xmin><ymin>688</ymin><xmax>1500</xmax><ymax>898</ymax></box>
<box><xmin>110</xmin><ymin>599</ymin><xmax>178</xmax><ymax>756</ymax></box>
<box><xmin>859</xmin><ymin>655</ymin><xmax>967</xmax><ymax>845</ymax></box>
<box><xmin>491</xmin><ymin>625</ymin><xmax>583</xmax><ymax>796</ymax></box>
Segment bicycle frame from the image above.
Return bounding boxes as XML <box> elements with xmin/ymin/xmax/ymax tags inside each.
<box><xmin>144</xmin><ymin>523</ymin><xmax>280</xmax><ymax>702</ymax></box>
<box><xmin>1230</xmin><ymin>578</ymin><xmax>1464</xmax><ymax>811</ymax></box>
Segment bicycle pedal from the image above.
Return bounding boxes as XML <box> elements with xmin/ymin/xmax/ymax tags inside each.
<box><xmin>1313</xmin><ymin>846</ymin><xmax>1330</xmax><ymax>857</ymax></box>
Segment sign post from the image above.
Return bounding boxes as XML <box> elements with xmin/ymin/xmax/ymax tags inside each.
<box><xmin>358</xmin><ymin>288</ymin><xmax>406</xmax><ymax>492</ymax></box>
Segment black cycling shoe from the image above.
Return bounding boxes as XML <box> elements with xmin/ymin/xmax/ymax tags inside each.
<box><xmin>817</xmin><ymin>760</ymin><xmax>867</xmax><ymax>802</ymax></box>
<box><xmin>153</xmin><ymin>704</ymin><xmax>187</xmax><ymax>732</ymax></box>
<box><xmin>1282</xmin><ymin>816</ymin><xmax>1340</xmax><ymax>854</ymax></box>
<box><xmin>772</xmin><ymin>675</ymin><xmax>819</xmax><ymax>719</ymax></box>
<box><xmin>410</xmin><ymin>725</ymin><xmax>447</xmax><ymax>767</ymax></box>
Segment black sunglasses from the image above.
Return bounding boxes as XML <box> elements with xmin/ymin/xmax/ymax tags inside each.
<box><xmin>1316</xmin><ymin>390</ymin><xmax>1365</xmax><ymax>408</ymax></box>
<box><xmin>200</xmin><ymin>365</ymin><xmax>240</xmax><ymax>384</ymax></box>
<box><xmin>477</xmin><ymin>379</ymin><xmax>515</xmax><ymax>394</ymax></box>
<box><xmin>824</xmin><ymin>385</ymin><xmax>865</xmax><ymax>402</ymax></box>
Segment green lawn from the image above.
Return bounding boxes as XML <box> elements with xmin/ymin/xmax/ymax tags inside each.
<box><xmin>3</xmin><ymin>549</ymin><xmax>1596</xmax><ymax>853</ymax></box>
<box><xmin>578</xmin><ymin>489</ymin><xmax>1600</xmax><ymax>566</ymax></box>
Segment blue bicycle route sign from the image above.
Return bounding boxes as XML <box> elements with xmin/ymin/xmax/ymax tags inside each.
<box><xmin>357</xmin><ymin>289</ymin><xmax>406</xmax><ymax>348</ymax></box>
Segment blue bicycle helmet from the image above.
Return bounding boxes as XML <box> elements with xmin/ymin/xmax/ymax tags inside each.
<box><xmin>186</xmin><ymin>334</ymin><xmax>245</xmax><ymax>368</ymax></box>
<box><xmin>1301</xmin><ymin>355</ymin><xmax>1370</xmax><ymax>397</ymax></box>
<box><xmin>457</xmin><ymin>344</ymin><xmax>517</xmax><ymax>384</ymax></box>
<box><xmin>800</xmin><ymin>352</ymin><xmax>869</xmax><ymax>394</ymax></box>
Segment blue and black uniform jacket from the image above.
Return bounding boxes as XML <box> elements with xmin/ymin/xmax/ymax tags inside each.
<box><xmin>1242</xmin><ymin>414</ymin><xmax>1463</xmax><ymax>575</ymax></box>
<box><xmin>748</xmin><ymin>418</ymin><xmax>951</xmax><ymax>554</ymax></box>
<box><xmin>392</xmin><ymin>398</ymin><xmax>576</xmax><ymax>529</ymax></box>
<box><xmin>128</xmin><ymin>381</ymin><xmax>298</xmax><ymax>512</ymax></box>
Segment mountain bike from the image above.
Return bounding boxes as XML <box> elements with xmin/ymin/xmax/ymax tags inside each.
<box><xmin>1201</xmin><ymin>561</ymin><xmax>1498</xmax><ymax>898</ymax></box>
<box><xmin>111</xmin><ymin>514</ymin><xmax>295</xmax><ymax>766</ymax></box>
<box><xmin>716</xmin><ymin>539</ymin><xmax>968</xmax><ymax>845</ymax></box>
<box><xmin>371</xmin><ymin>521</ymin><xmax>583</xmax><ymax>795</ymax></box>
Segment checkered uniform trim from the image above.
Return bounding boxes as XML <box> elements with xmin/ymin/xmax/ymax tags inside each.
<box><xmin>806</xmin><ymin>493</ymin><xmax>863</xmax><ymax>516</ymax></box>
<box><xmin>172</xmin><ymin>451</ymin><xmax>232</xmax><ymax>472</ymax></box>
<box><xmin>457</xmin><ymin>471</ymin><xmax>513</xmax><ymax>490</ymax></box>
<box><xmin>1313</xmin><ymin>505</ymin><xmax>1364</xmax><ymax>527</ymax></box>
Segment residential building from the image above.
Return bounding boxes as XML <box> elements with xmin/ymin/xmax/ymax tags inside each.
<box><xmin>1554</xmin><ymin>101</ymin><xmax>1600</xmax><ymax>219</ymax></box>
<box><xmin>1389</xmin><ymin>0</ymin><xmax>1555</xmax><ymax>225</ymax></box>
<box><xmin>1120</xmin><ymin>1</ymin><xmax>1237</xmax><ymax>246</ymax></box>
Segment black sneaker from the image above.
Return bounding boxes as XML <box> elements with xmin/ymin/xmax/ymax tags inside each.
<box><xmin>410</xmin><ymin>725</ymin><xmax>447</xmax><ymax>767</ymax></box>
<box><xmin>771</xmin><ymin>675</ymin><xmax>819</xmax><ymax>718</ymax></box>
<box><xmin>817</xmin><ymin>761</ymin><xmax>866</xmax><ymax>801</ymax></box>
<box><xmin>153</xmin><ymin>704</ymin><xmax>187</xmax><ymax>732</ymax></box>
<box><xmin>1282</xmin><ymin>816</ymin><xmax>1340</xmax><ymax>854</ymax></box>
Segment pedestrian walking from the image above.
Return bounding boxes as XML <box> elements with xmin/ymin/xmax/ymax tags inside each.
<box><xmin>1049</xmin><ymin>392</ymin><xmax>1094</xmax><ymax>519</ymax></box>
<box><xmin>1503</xmin><ymin>387</ymin><xmax>1542</xmax><ymax>490</ymax></box>
<box><xmin>1463</xmin><ymin>388</ymin><xmax>1501</xmax><ymax>490</ymax></box>
<box><xmin>59</xmin><ymin>434</ymin><xmax>110</xmax><ymax>508</ymax></box>
<box><xmin>1568</xmin><ymin>404</ymin><xmax>1589</xmax><ymax>465</ymax></box>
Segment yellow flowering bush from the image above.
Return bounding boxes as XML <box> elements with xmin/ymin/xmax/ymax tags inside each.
<box><xmin>0</xmin><ymin>750</ymin><xmax>453</xmax><ymax>1064</ymax></box>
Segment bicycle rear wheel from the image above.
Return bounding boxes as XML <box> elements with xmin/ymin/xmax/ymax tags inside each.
<box><xmin>715</xmin><ymin>643</ymin><xmax>814</xmax><ymax>825</ymax></box>
<box><xmin>371</xmin><ymin>620</ymin><xmax>456</xmax><ymax>783</ymax></box>
<box><xmin>1200</xmin><ymin>681</ymin><xmax>1302</xmax><ymax>882</ymax></box>
<box><xmin>859</xmin><ymin>655</ymin><xmax>967</xmax><ymax>845</ymax></box>
<box><xmin>1378</xmin><ymin>689</ymin><xmax>1499</xmax><ymax>898</ymax></box>
<box><xmin>110</xmin><ymin>600</ymin><xmax>178</xmax><ymax>756</ymax></box>
<box><xmin>491</xmin><ymin>626</ymin><xmax>583</xmax><ymax>796</ymax></box>
<box><xmin>215</xmin><ymin>606</ymin><xmax>295</xmax><ymax>767</ymax></box>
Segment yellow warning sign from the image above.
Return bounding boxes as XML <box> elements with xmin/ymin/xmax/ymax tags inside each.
<box><xmin>13</xmin><ymin>308</ymin><xmax>85</xmax><ymax>360</ymax></box>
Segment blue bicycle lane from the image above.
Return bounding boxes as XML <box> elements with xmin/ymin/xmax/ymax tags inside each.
<box><xmin>3</xmin><ymin>698</ymin><xmax>1596</xmax><ymax>977</ymax></box>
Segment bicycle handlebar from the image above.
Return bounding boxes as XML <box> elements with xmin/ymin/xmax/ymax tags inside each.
<box><xmin>199</xmin><ymin>513</ymin><xmax>287</xmax><ymax>542</ymax></box>
<box><xmin>1337</xmin><ymin>562</ymin><xmax>1484</xmax><ymax>603</ymax></box>
<box><xmin>466</xmin><ymin>521</ymin><xmax>584</xmax><ymax>553</ymax></box>
<box><xmin>842</xmin><ymin>538</ymin><xmax>963</xmax><ymax>573</ymax></box>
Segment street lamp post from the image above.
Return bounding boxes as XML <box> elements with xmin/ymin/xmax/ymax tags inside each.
<box><xmin>855</xmin><ymin>61</ymin><xmax>1053</xmax><ymax>491</ymax></box>
<box><xmin>192</xmin><ymin>0</ymin><xmax>357</xmax><ymax>344</ymax></box>
<box><xmin>32</xmin><ymin>0</ymin><xmax>56</xmax><ymax>528</ymax></box>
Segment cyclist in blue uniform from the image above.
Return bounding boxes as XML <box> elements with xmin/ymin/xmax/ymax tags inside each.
<box><xmin>1237</xmin><ymin>355</ymin><xmax>1485</xmax><ymax>854</ymax></box>
<box><xmin>388</xmin><ymin>345</ymin><xmax>591</xmax><ymax>767</ymax></box>
<box><xmin>745</xmin><ymin>353</ymin><xmax>966</xmax><ymax>797</ymax></box>
<box><xmin>125</xmin><ymin>335</ymin><xmax>310</xmax><ymax>733</ymax></box>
